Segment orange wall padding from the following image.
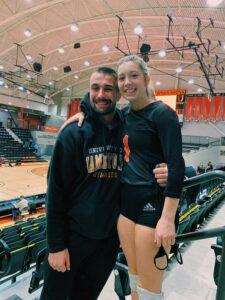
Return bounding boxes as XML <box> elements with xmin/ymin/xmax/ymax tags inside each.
<box><xmin>222</xmin><ymin>98</ymin><xmax>225</xmax><ymax>121</ymax></box>
<box><xmin>67</xmin><ymin>99</ymin><xmax>81</xmax><ymax>119</ymax></box>
<box><xmin>203</xmin><ymin>96</ymin><xmax>211</xmax><ymax>122</ymax></box>
<box><xmin>213</xmin><ymin>96</ymin><xmax>222</xmax><ymax>122</ymax></box>
<box><xmin>185</xmin><ymin>97</ymin><xmax>194</xmax><ymax>121</ymax></box>
<box><xmin>194</xmin><ymin>97</ymin><xmax>203</xmax><ymax>121</ymax></box>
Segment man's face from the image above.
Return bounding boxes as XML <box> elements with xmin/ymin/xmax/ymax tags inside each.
<box><xmin>89</xmin><ymin>72</ymin><xmax>118</xmax><ymax>115</ymax></box>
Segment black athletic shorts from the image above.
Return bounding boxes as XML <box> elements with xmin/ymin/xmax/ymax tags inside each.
<box><xmin>120</xmin><ymin>184</ymin><xmax>179</xmax><ymax>229</ymax></box>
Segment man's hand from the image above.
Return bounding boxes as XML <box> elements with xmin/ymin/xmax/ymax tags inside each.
<box><xmin>153</xmin><ymin>163</ymin><xmax>168</xmax><ymax>187</ymax></box>
<box><xmin>60</xmin><ymin>112</ymin><xmax>85</xmax><ymax>132</ymax></box>
<box><xmin>48</xmin><ymin>248</ymin><xmax>70</xmax><ymax>272</ymax></box>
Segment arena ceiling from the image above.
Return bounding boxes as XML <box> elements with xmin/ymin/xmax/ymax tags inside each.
<box><xmin>0</xmin><ymin>0</ymin><xmax>225</xmax><ymax>103</ymax></box>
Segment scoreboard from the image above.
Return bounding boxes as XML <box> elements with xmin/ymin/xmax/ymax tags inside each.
<box><xmin>155</xmin><ymin>89</ymin><xmax>186</xmax><ymax>126</ymax></box>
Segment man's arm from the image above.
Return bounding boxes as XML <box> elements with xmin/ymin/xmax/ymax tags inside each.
<box><xmin>46</xmin><ymin>126</ymin><xmax>79</xmax><ymax>272</ymax></box>
<box><xmin>48</xmin><ymin>249</ymin><xmax>70</xmax><ymax>272</ymax></box>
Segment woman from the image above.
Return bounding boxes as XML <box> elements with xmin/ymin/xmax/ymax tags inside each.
<box><xmin>117</xmin><ymin>55</ymin><xmax>184</xmax><ymax>300</ymax></box>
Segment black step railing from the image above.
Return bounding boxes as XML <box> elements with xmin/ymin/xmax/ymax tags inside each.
<box><xmin>179</xmin><ymin>170</ymin><xmax>225</xmax><ymax>300</ymax></box>
<box><xmin>177</xmin><ymin>227</ymin><xmax>225</xmax><ymax>300</ymax></box>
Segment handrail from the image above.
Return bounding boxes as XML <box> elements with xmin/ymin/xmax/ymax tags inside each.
<box><xmin>182</xmin><ymin>170</ymin><xmax>225</xmax><ymax>189</ymax></box>
<box><xmin>176</xmin><ymin>226</ymin><xmax>225</xmax><ymax>300</ymax></box>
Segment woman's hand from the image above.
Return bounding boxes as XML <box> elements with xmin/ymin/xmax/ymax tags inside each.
<box><xmin>154</xmin><ymin>217</ymin><xmax>176</xmax><ymax>249</ymax></box>
<box><xmin>60</xmin><ymin>112</ymin><xmax>85</xmax><ymax>132</ymax></box>
<box><xmin>154</xmin><ymin>196</ymin><xmax>179</xmax><ymax>248</ymax></box>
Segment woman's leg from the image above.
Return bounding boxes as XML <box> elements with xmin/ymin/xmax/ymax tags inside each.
<box><xmin>117</xmin><ymin>214</ymin><xmax>138</xmax><ymax>300</ymax></box>
<box><xmin>135</xmin><ymin>224</ymin><xmax>168</xmax><ymax>299</ymax></box>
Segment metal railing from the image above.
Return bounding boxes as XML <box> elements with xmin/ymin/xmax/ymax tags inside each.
<box><xmin>179</xmin><ymin>171</ymin><xmax>225</xmax><ymax>300</ymax></box>
<box><xmin>177</xmin><ymin>227</ymin><xmax>225</xmax><ymax>300</ymax></box>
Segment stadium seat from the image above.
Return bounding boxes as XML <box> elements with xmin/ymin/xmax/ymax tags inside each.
<box><xmin>29</xmin><ymin>247</ymin><xmax>47</xmax><ymax>293</ymax></box>
<box><xmin>114</xmin><ymin>250</ymin><xmax>130</xmax><ymax>300</ymax></box>
<box><xmin>211</xmin><ymin>236</ymin><xmax>223</xmax><ymax>286</ymax></box>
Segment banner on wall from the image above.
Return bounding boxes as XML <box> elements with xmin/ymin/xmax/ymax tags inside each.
<box><xmin>186</xmin><ymin>93</ymin><xmax>225</xmax><ymax>122</ymax></box>
<box><xmin>67</xmin><ymin>98</ymin><xmax>81</xmax><ymax>119</ymax></box>
<box><xmin>155</xmin><ymin>89</ymin><xmax>186</xmax><ymax>125</ymax></box>
<box><xmin>43</xmin><ymin>126</ymin><xmax>59</xmax><ymax>132</ymax></box>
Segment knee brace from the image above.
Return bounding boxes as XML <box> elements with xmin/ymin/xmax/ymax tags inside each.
<box><xmin>137</xmin><ymin>286</ymin><xmax>164</xmax><ymax>300</ymax></box>
<box><xmin>128</xmin><ymin>272</ymin><xmax>138</xmax><ymax>292</ymax></box>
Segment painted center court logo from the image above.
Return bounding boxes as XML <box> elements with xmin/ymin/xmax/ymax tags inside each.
<box><xmin>142</xmin><ymin>203</ymin><xmax>156</xmax><ymax>212</ymax></box>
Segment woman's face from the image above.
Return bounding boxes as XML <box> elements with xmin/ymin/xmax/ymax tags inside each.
<box><xmin>117</xmin><ymin>61</ymin><xmax>149</xmax><ymax>103</ymax></box>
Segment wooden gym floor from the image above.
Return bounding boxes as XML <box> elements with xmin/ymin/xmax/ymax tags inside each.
<box><xmin>0</xmin><ymin>163</ymin><xmax>48</xmax><ymax>201</ymax></box>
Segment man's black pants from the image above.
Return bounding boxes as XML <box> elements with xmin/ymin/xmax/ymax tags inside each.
<box><xmin>40</xmin><ymin>231</ymin><xmax>119</xmax><ymax>300</ymax></box>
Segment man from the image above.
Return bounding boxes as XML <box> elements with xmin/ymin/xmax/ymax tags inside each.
<box><xmin>12</xmin><ymin>195</ymin><xmax>29</xmax><ymax>220</ymax></box>
<box><xmin>40</xmin><ymin>67</ymin><xmax>168</xmax><ymax>300</ymax></box>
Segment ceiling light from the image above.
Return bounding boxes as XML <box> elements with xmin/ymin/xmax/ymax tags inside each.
<box><xmin>197</xmin><ymin>88</ymin><xmax>203</xmax><ymax>92</ymax></box>
<box><xmin>74</xmin><ymin>75</ymin><xmax>79</xmax><ymax>79</ymax></box>
<box><xmin>26</xmin><ymin>54</ymin><xmax>32</xmax><ymax>61</ymax></box>
<box><xmin>84</xmin><ymin>61</ymin><xmax>90</xmax><ymax>67</ymax></box>
<box><xmin>188</xmin><ymin>79</ymin><xmax>194</xmax><ymax>84</ymax></box>
<box><xmin>53</xmin><ymin>66</ymin><xmax>58</xmax><ymax>71</ymax></box>
<box><xmin>24</xmin><ymin>29</ymin><xmax>32</xmax><ymax>37</ymax></box>
<box><xmin>65</xmin><ymin>87</ymin><xmax>70</xmax><ymax>91</ymax></box>
<box><xmin>102</xmin><ymin>45</ymin><xmax>109</xmax><ymax>53</ymax></box>
<box><xmin>0</xmin><ymin>80</ymin><xmax>4</xmax><ymax>85</ymax></box>
<box><xmin>70</xmin><ymin>22</ymin><xmax>79</xmax><ymax>32</ymax></box>
<box><xmin>26</xmin><ymin>90</ymin><xmax>31</xmax><ymax>94</ymax></box>
<box><xmin>176</xmin><ymin>66</ymin><xmax>183</xmax><ymax>73</ymax></box>
<box><xmin>158</xmin><ymin>49</ymin><xmax>166</xmax><ymax>57</ymax></box>
<box><xmin>134</xmin><ymin>23</ymin><xmax>143</xmax><ymax>35</ymax></box>
<box><xmin>207</xmin><ymin>0</ymin><xmax>223</xmax><ymax>7</ymax></box>
<box><xmin>0</xmin><ymin>65</ymin><xmax>4</xmax><ymax>70</ymax></box>
<box><xmin>49</xmin><ymin>81</ymin><xmax>53</xmax><ymax>85</ymax></box>
<box><xmin>155</xmin><ymin>81</ymin><xmax>161</xmax><ymax>86</ymax></box>
<box><xmin>58</xmin><ymin>47</ymin><xmax>65</xmax><ymax>54</ymax></box>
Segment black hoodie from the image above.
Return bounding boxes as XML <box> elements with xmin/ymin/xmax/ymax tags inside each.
<box><xmin>46</xmin><ymin>93</ymin><xmax>124</xmax><ymax>253</ymax></box>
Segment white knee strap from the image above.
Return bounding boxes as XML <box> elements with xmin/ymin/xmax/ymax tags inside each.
<box><xmin>137</xmin><ymin>286</ymin><xmax>164</xmax><ymax>300</ymax></box>
<box><xmin>128</xmin><ymin>272</ymin><xmax>138</xmax><ymax>292</ymax></box>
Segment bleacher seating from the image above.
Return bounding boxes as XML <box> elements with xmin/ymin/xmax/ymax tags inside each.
<box><xmin>11</xmin><ymin>128</ymin><xmax>33</xmax><ymax>144</ymax></box>
<box><xmin>0</xmin><ymin>126</ymin><xmax>46</xmax><ymax>163</ymax></box>
<box><xmin>0</xmin><ymin>215</ymin><xmax>46</xmax><ymax>284</ymax></box>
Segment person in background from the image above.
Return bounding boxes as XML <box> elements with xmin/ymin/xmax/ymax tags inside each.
<box><xmin>116</xmin><ymin>55</ymin><xmax>185</xmax><ymax>300</ymax></box>
<box><xmin>197</xmin><ymin>162</ymin><xmax>205</xmax><ymax>174</ymax></box>
<box><xmin>40</xmin><ymin>66</ymin><xmax>169</xmax><ymax>300</ymax></box>
<box><xmin>12</xmin><ymin>195</ymin><xmax>29</xmax><ymax>220</ymax></box>
<box><xmin>206</xmin><ymin>161</ymin><xmax>213</xmax><ymax>172</ymax></box>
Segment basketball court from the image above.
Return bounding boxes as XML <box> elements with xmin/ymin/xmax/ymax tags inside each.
<box><xmin>0</xmin><ymin>163</ymin><xmax>48</xmax><ymax>201</ymax></box>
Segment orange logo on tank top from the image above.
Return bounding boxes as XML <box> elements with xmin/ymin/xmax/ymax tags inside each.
<box><xmin>123</xmin><ymin>135</ymin><xmax>130</xmax><ymax>162</ymax></box>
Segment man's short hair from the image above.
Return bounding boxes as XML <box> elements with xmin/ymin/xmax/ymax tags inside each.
<box><xmin>95</xmin><ymin>67</ymin><xmax>119</xmax><ymax>92</ymax></box>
